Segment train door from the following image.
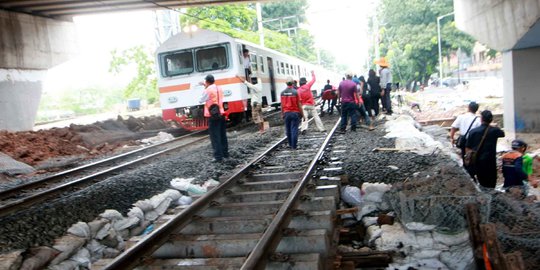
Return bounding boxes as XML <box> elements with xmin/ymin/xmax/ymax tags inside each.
<box><xmin>267</xmin><ymin>57</ymin><xmax>277</xmax><ymax>102</ymax></box>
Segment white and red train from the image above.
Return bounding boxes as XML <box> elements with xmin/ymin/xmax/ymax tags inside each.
<box><xmin>156</xmin><ymin>29</ymin><xmax>341</xmax><ymax>131</ymax></box>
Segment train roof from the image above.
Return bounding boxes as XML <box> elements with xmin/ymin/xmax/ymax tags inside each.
<box><xmin>156</xmin><ymin>29</ymin><xmax>323</xmax><ymax>69</ymax></box>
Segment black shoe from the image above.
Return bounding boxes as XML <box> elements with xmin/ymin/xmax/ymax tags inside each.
<box><xmin>338</xmin><ymin>129</ymin><xmax>346</xmax><ymax>134</ymax></box>
<box><xmin>213</xmin><ymin>158</ymin><xmax>223</xmax><ymax>163</ymax></box>
<box><xmin>301</xmin><ymin>130</ymin><xmax>307</xmax><ymax>135</ymax></box>
<box><xmin>351</xmin><ymin>127</ymin><xmax>357</xmax><ymax>132</ymax></box>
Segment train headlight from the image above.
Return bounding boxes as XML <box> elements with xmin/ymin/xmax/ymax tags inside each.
<box><xmin>223</xmin><ymin>89</ymin><xmax>232</xmax><ymax>97</ymax></box>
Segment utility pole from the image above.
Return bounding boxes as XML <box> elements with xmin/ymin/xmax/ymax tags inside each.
<box><xmin>437</xmin><ymin>11</ymin><xmax>454</xmax><ymax>83</ymax></box>
<box><xmin>256</xmin><ymin>3</ymin><xmax>264</xmax><ymax>47</ymax></box>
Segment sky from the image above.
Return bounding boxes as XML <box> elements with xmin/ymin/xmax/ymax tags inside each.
<box><xmin>43</xmin><ymin>1</ymin><xmax>374</xmax><ymax>94</ymax></box>
<box><xmin>306</xmin><ymin>0</ymin><xmax>373</xmax><ymax>73</ymax></box>
<box><xmin>43</xmin><ymin>11</ymin><xmax>156</xmax><ymax>94</ymax></box>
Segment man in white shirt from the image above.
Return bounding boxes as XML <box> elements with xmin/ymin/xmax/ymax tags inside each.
<box><xmin>237</xmin><ymin>75</ymin><xmax>265</xmax><ymax>133</ymax></box>
<box><xmin>450</xmin><ymin>102</ymin><xmax>480</xmax><ymax>174</ymax></box>
<box><xmin>377</xmin><ymin>57</ymin><xmax>393</xmax><ymax>115</ymax></box>
<box><xmin>243</xmin><ymin>49</ymin><xmax>251</xmax><ymax>80</ymax></box>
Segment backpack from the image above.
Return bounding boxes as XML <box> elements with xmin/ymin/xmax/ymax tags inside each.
<box><xmin>322</xmin><ymin>89</ymin><xmax>336</xmax><ymax>100</ymax></box>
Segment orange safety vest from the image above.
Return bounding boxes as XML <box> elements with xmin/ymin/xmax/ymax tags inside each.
<box><xmin>203</xmin><ymin>84</ymin><xmax>225</xmax><ymax>117</ymax></box>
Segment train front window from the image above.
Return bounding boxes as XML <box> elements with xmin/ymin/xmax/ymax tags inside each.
<box><xmin>161</xmin><ymin>51</ymin><xmax>193</xmax><ymax>77</ymax></box>
<box><xmin>196</xmin><ymin>45</ymin><xmax>228</xmax><ymax>72</ymax></box>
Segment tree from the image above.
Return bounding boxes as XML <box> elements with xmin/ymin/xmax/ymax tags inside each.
<box><xmin>372</xmin><ymin>0</ymin><xmax>475</xmax><ymax>86</ymax></box>
<box><xmin>180</xmin><ymin>1</ymin><xmax>332</xmax><ymax>68</ymax></box>
<box><xmin>109</xmin><ymin>46</ymin><xmax>158</xmax><ymax>104</ymax></box>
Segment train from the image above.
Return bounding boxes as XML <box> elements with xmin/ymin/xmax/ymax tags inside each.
<box><xmin>155</xmin><ymin>29</ymin><xmax>341</xmax><ymax>131</ymax></box>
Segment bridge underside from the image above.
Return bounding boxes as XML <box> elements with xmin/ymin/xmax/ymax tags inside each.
<box><xmin>0</xmin><ymin>0</ymin><xmax>267</xmax><ymax>20</ymax></box>
<box><xmin>455</xmin><ymin>0</ymin><xmax>540</xmax><ymax>141</ymax></box>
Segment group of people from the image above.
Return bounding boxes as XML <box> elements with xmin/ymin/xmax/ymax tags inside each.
<box><xmin>451</xmin><ymin>102</ymin><xmax>538</xmax><ymax>195</ymax></box>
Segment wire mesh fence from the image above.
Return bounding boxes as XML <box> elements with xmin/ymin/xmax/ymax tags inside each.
<box><xmin>487</xmin><ymin>191</ymin><xmax>540</xmax><ymax>269</ymax></box>
<box><xmin>384</xmin><ymin>190</ymin><xmax>491</xmax><ymax>233</ymax></box>
<box><xmin>384</xmin><ymin>181</ymin><xmax>540</xmax><ymax>269</ymax></box>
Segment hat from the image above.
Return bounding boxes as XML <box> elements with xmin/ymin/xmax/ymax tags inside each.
<box><xmin>299</xmin><ymin>77</ymin><xmax>307</xmax><ymax>85</ymax></box>
<box><xmin>345</xmin><ymin>71</ymin><xmax>353</xmax><ymax>78</ymax></box>
<box><xmin>511</xmin><ymin>139</ymin><xmax>527</xmax><ymax>149</ymax></box>
<box><xmin>375</xmin><ymin>57</ymin><xmax>390</xmax><ymax>67</ymax></box>
<box><xmin>286</xmin><ymin>76</ymin><xmax>294</xmax><ymax>83</ymax></box>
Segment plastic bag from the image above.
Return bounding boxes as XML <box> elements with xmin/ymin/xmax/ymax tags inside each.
<box><xmin>341</xmin><ymin>186</ymin><xmax>363</xmax><ymax>206</ymax></box>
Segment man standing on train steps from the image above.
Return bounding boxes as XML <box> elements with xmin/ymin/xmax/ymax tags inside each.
<box><xmin>298</xmin><ymin>71</ymin><xmax>326</xmax><ymax>134</ymax></box>
<box><xmin>237</xmin><ymin>75</ymin><xmax>265</xmax><ymax>133</ymax></box>
<box><xmin>200</xmin><ymin>74</ymin><xmax>229</xmax><ymax>162</ymax></box>
<box><xmin>281</xmin><ymin>76</ymin><xmax>305</xmax><ymax>149</ymax></box>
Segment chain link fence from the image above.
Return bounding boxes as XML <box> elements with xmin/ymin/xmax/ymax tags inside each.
<box><xmin>384</xmin><ymin>179</ymin><xmax>540</xmax><ymax>269</ymax></box>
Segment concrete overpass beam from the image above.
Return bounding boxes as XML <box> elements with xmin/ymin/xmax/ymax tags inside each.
<box><xmin>503</xmin><ymin>47</ymin><xmax>540</xmax><ymax>138</ymax></box>
<box><xmin>0</xmin><ymin>10</ymin><xmax>77</xmax><ymax>131</ymax></box>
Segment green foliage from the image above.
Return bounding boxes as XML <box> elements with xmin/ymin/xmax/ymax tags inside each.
<box><xmin>373</xmin><ymin>0</ymin><xmax>475</xmax><ymax>85</ymax></box>
<box><xmin>37</xmin><ymin>85</ymin><xmax>124</xmax><ymax>122</ymax></box>
<box><xmin>180</xmin><ymin>1</ymin><xmax>331</xmax><ymax>69</ymax></box>
<box><xmin>109</xmin><ymin>46</ymin><xmax>158</xmax><ymax>104</ymax></box>
<box><xmin>261</xmin><ymin>0</ymin><xmax>308</xmax><ymax>30</ymax></box>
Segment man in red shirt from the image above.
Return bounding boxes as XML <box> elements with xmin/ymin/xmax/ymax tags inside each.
<box><xmin>281</xmin><ymin>76</ymin><xmax>304</xmax><ymax>149</ymax></box>
<box><xmin>298</xmin><ymin>71</ymin><xmax>326</xmax><ymax>134</ymax></box>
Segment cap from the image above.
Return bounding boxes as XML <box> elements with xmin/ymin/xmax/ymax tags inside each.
<box><xmin>286</xmin><ymin>76</ymin><xmax>294</xmax><ymax>83</ymax></box>
<box><xmin>299</xmin><ymin>77</ymin><xmax>307</xmax><ymax>85</ymax></box>
<box><xmin>511</xmin><ymin>139</ymin><xmax>527</xmax><ymax>149</ymax></box>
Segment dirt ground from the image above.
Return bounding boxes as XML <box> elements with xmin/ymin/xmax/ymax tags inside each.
<box><xmin>0</xmin><ymin>116</ymin><xmax>181</xmax><ymax>167</ymax></box>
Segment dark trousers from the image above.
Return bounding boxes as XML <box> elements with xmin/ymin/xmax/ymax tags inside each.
<box><xmin>208</xmin><ymin>117</ymin><xmax>229</xmax><ymax>160</ymax></box>
<box><xmin>363</xmin><ymin>96</ymin><xmax>373</xmax><ymax>117</ymax></box>
<box><xmin>284</xmin><ymin>112</ymin><xmax>300</xmax><ymax>149</ymax></box>
<box><xmin>371</xmin><ymin>95</ymin><xmax>381</xmax><ymax>116</ymax></box>
<box><xmin>383</xmin><ymin>83</ymin><xmax>393</xmax><ymax>114</ymax></box>
<box><xmin>474</xmin><ymin>159</ymin><xmax>497</xmax><ymax>188</ymax></box>
<box><xmin>340</xmin><ymin>102</ymin><xmax>358</xmax><ymax>131</ymax></box>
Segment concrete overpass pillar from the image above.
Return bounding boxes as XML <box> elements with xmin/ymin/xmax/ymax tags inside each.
<box><xmin>0</xmin><ymin>10</ymin><xmax>77</xmax><ymax>131</ymax></box>
<box><xmin>503</xmin><ymin>47</ymin><xmax>540</xmax><ymax>138</ymax></box>
<box><xmin>455</xmin><ymin>0</ymin><xmax>540</xmax><ymax>140</ymax></box>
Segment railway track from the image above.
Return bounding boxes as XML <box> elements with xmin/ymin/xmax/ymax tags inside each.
<box><xmin>0</xmin><ymin>131</ymin><xmax>209</xmax><ymax>218</ymax></box>
<box><xmin>93</xmin><ymin>119</ymin><xmax>343</xmax><ymax>270</ymax></box>
<box><xmin>0</xmin><ymin>111</ymin><xmax>282</xmax><ymax>219</ymax></box>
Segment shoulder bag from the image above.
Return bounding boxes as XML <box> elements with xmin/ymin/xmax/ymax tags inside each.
<box><xmin>464</xmin><ymin>126</ymin><xmax>489</xmax><ymax>167</ymax></box>
<box><xmin>455</xmin><ymin>116</ymin><xmax>478</xmax><ymax>148</ymax></box>
<box><xmin>209</xmin><ymin>88</ymin><xmax>222</xmax><ymax>120</ymax></box>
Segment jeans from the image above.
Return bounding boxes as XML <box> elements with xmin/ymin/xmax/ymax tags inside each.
<box><xmin>208</xmin><ymin>116</ymin><xmax>229</xmax><ymax>160</ymax></box>
<box><xmin>340</xmin><ymin>102</ymin><xmax>358</xmax><ymax>131</ymax></box>
<box><xmin>384</xmin><ymin>83</ymin><xmax>393</xmax><ymax>114</ymax></box>
<box><xmin>284</xmin><ymin>112</ymin><xmax>300</xmax><ymax>149</ymax></box>
<box><xmin>357</xmin><ymin>103</ymin><xmax>371</xmax><ymax>125</ymax></box>
<box><xmin>301</xmin><ymin>105</ymin><xmax>325</xmax><ymax>132</ymax></box>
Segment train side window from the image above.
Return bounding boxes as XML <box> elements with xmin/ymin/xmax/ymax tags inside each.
<box><xmin>160</xmin><ymin>50</ymin><xmax>194</xmax><ymax>77</ymax></box>
<box><xmin>280</xmin><ymin>62</ymin><xmax>285</xmax><ymax>74</ymax></box>
<box><xmin>196</xmin><ymin>44</ymin><xmax>229</xmax><ymax>72</ymax></box>
<box><xmin>285</xmin><ymin>63</ymin><xmax>290</xmax><ymax>75</ymax></box>
<box><xmin>250</xmin><ymin>54</ymin><xmax>258</xmax><ymax>72</ymax></box>
<box><xmin>259</xmin><ymin>56</ymin><xmax>264</xmax><ymax>73</ymax></box>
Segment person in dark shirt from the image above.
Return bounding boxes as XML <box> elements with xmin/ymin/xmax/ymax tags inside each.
<box><xmin>465</xmin><ymin>110</ymin><xmax>505</xmax><ymax>188</ymax></box>
<box><xmin>367</xmin><ymin>69</ymin><xmax>382</xmax><ymax>117</ymax></box>
<box><xmin>502</xmin><ymin>139</ymin><xmax>530</xmax><ymax>196</ymax></box>
<box><xmin>280</xmin><ymin>76</ymin><xmax>304</xmax><ymax>149</ymax></box>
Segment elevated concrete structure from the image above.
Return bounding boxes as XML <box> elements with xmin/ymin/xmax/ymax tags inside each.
<box><xmin>0</xmin><ymin>10</ymin><xmax>77</xmax><ymax>131</ymax></box>
<box><xmin>455</xmin><ymin>0</ymin><xmax>540</xmax><ymax>139</ymax></box>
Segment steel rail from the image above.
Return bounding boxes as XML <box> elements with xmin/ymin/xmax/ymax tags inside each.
<box><xmin>102</xmin><ymin>135</ymin><xmax>289</xmax><ymax>270</ymax></box>
<box><xmin>0</xmin><ymin>130</ymin><xmax>206</xmax><ymax>201</ymax></box>
<box><xmin>0</xmin><ymin>134</ymin><xmax>210</xmax><ymax>218</ymax></box>
<box><xmin>241</xmin><ymin>118</ymin><xmax>341</xmax><ymax>269</ymax></box>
